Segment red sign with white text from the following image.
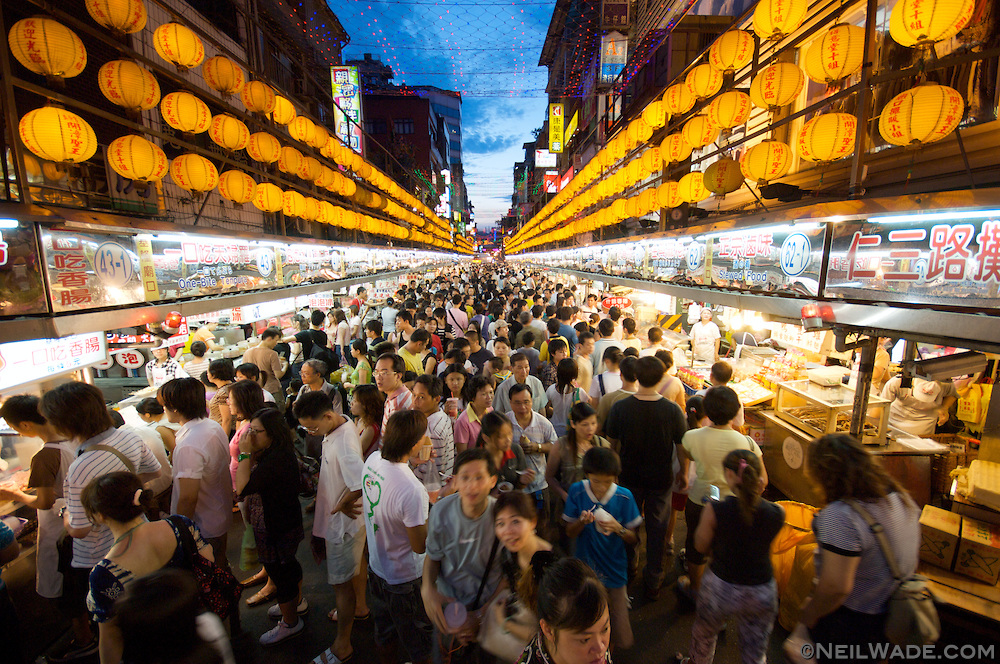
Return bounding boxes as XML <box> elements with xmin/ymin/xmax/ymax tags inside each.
<box><xmin>602</xmin><ymin>296</ymin><xmax>633</xmax><ymax>310</ymax></box>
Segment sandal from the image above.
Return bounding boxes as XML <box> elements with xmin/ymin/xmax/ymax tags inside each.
<box><xmin>327</xmin><ymin>608</ymin><xmax>371</xmax><ymax>622</ymax></box>
<box><xmin>246</xmin><ymin>588</ymin><xmax>277</xmax><ymax>607</ymax></box>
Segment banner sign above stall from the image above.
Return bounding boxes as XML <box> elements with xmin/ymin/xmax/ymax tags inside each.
<box><xmin>602</xmin><ymin>296</ymin><xmax>633</xmax><ymax>310</ymax></box>
<box><xmin>0</xmin><ymin>331</ymin><xmax>108</xmax><ymax>391</ymax></box>
<box><xmin>42</xmin><ymin>229</ymin><xmax>448</xmax><ymax>313</ymax></box>
<box><xmin>0</xmin><ymin>221</ymin><xmax>48</xmax><ymax>316</ymax></box>
<box><xmin>824</xmin><ymin>216</ymin><xmax>1000</xmax><ymax>308</ymax></box>
<box><xmin>704</xmin><ymin>225</ymin><xmax>826</xmax><ymax>295</ymax></box>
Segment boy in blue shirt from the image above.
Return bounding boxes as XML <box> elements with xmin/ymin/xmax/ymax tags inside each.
<box><xmin>563</xmin><ymin>447</ymin><xmax>642</xmax><ymax>650</ymax></box>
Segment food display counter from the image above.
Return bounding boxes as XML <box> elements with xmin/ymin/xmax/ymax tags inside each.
<box><xmin>774</xmin><ymin>379</ymin><xmax>890</xmax><ymax>445</ymax></box>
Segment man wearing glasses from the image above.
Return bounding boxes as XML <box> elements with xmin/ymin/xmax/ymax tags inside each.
<box><xmin>374</xmin><ymin>353</ymin><xmax>413</xmax><ymax>444</ymax></box>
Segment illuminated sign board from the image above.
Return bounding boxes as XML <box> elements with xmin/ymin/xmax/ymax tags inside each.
<box><xmin>331</xmin><ymin>66</ymin><xmax>364</xmax><ymax>155</ymax></box>
<box><xmin>564</xmin><ymin>111</ymin><xmax>579</xmax><ymax>147</ymax></box>
<box><xmin>534</xmin><ymin>149</ymin><xmax>557</xmax><ymax>168</ymax></box>
<box><xmin>0</xmin><ymin>332</ymin><xmax>108</xmax><ymax>391</ymax></box>
<box><xmin>549</xmin><ymin>103</ymin><xmax>564</xmax><ymax>153</ymax></box>
<box><xmin>600</xmin><ymin>32</ymin><xmax>628</xmax><ymax>85</ymax></box>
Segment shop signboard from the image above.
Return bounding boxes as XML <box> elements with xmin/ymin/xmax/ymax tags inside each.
<box><xmin>0</xmin><ymin>332</ymin><xmax>108</xmax><ymax>391</ymax></box>
<box><xmin>549</xmin><ymin>104</ymin><xmax>564</xmax><ymax>153</ymax></box>
<box><xmin>602</xmin><ymin>295</ymin><xmax>633</xmax><ymax>310</ymax></box>
<box><xmin>564</xmin><ymin>111</ymin><xmax>579</xmax><ymax>148</ymax></box>
<box><xmin>535</xmin><ymin>149</ymin><xmax>557</xmax><ymax>168</ymax></box>
<box><xmin>114</xmin><ymin>348</ymin><xmax>145</xmax><ymax>370</ymax></box>
<box><xmin>705</xmin><ymin>225</ymin><xmax>826</xmax><ymax>295</ymax></box>
<box><xmin>275</xmin><ymin>243</ymin><xmax>343</xmax><ymax>285</ymax></box>
<box><xmin>600</xmin><ymin>32</ymin><xmax>628</xmax><ymax>85</ymax></box>
<box><xmin>43</xmin><ymin>230</ymin><xmax>144</xmax><ymax>312</ymax></box>
<box><xmin>602</xmin><ymin>0</ymin><xmax>629</xmax><ymax>29</ymax></box>
<box><xmin>0</xmin><ymin>221</ymin><xmax>48</xmax><ymax>316</ymax></box>
<box><xmin>560</xmin><ymin>167</ymin><xmax>574</xmax><ymax>192</ymax></box>
<box><xmin>544</xmin><ymin>171</ymin><xmax>559</xmax><ymax>194</ymax></box>
<box><xmin>331</xmin><ymin>66</ymin><xmax>364</xmax><ymax>155</ymax></box>
<box><xmin>825</xmin><ymin>214</ymin><xmax>1000</xmax><ymax>308</ymax></box>
<box><xmin>647</xmin><ymin>237</ymin><xmax>701</xmax><ymax>282</ymax></box>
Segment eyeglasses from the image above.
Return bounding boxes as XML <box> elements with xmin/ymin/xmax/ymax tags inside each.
<box><xmin>372</xmin><ymin>370</ymin><xmax>398</xmax><ymax>377</ymax></box>
<box><xmin>302</xmin><ymin>425</ymin><xmax>321</xmax><ymax>434</ymax></box>
<box><xmin>246</xmin><ymin>427</ymin><xmax>265</xmax><ymax>435</ymax></box>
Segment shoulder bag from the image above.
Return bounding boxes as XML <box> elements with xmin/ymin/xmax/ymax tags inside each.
<box><xmin>166</xmin><ymin>515</ymin><xmax>242</xmax><ymax>619</ymax></box>
<box><xmin>845</xmin><ymin>499</ymin><xmax>940</xmax><ymax>646</ymax></box>
<box><xmin>476</xmin><ymin>539</ymin><xmax>532</xmax><ymax>663</ymax></box>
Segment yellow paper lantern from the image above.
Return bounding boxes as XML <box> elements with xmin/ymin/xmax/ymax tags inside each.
<box><xmin>890</xmin><ymin>0</ymin><xmax>974</xmax><ymax>47</ymax></box>
<box><xmin>316</xmin><ymin>200</ymin><xmax>335</xmax><ymax>224</ymax></box>
<box><xmin>282</xmin><ymin>190</ymin><xmax>305</xmax><ymax>218</ymax></box>
<box><xmin>703</xmin><ymin>158</ymin><xmax>744</xmax><ymax>196</ymax></box>
<box><xmin>19</xmin><ymin>107</ymin><xmax>98</xmax><ymax>163</ymax></box>
<box><xmin>297</xmin><ymin>156</ymin><xmax>322</xmax><ymax>182</ymax></box>
<box><xmin>638</xmin><ymin>189</ymin><xmax>658</xmax><ymax>215</ymax></box>
<box><xmin>682</xmin><ymin>115</ymin><xmax>720</xmax><ymax>149</ymax></box>
<box><xmin>301</xmin><ymin>197</ymin><xmax>320</xmax><ymax>221</ymax></box>
<box><xmin>153</xmin><ymin>22</ymin><xmax>204</xmax><ymax>71</ymax></box>
<box><xmin>753</xmin><ymin>0</ymin><xmax>807</xmax><ymax>41</ymax></box>
<box><xmin>641</xmin><ymin>101</ymin><xmax>667</xmax><ymax>129</ymax></box>
<box><xmin>246</xmin><ymin>132</ymin><xmax>281</xmax><ymax>163</ymax></box>
<box><xmin>265</xmin><ymin>95</ymin><xmax>295</xmax><ymax>126</ymax></box>
<box><xmin>169</xmin><ymin>153</ymin><xmax>218</xmax><ymax>193</ymax></box>
<box><xmin>709</xmin><ymin>30</ymin><xmax>754</xmax><ymax>74</ymax></box>
<box><xmin>797</xmin><ymin>113</ymin><xmax>857</xmax><ymax>163</ymax></box>
<box><xmin>685</xmin><ymin>64</ymin><xmax>723</xmax><ymax>101</ymax></box>
<box><xmin>627</xmin><ymin>159</ymin><xmax>643</xmax><ymax>184</ymax></box>
<box><xmin>252</xmin><ymin>182</ymin><xmax>283</xmax><ymax>212</ymax></box>
<box><xmin>240</xmin><ymin>80</ymin><xmax>277</xmax><ymax>114</ymax></box>
<box><xmin>706</xmin><ymin>90</ymin><xmax>752</xmax><ymax>129</ymax></box>
<box><xmin>107</xmin><ymin>135</ymin><xmax>167</xmax><ymax>182</ymax></box>
<box><xmin>804</xmin><ymin>24</ymin><xmax>865</xmax><ymax>85</ymax></box>
<box><xmin>749</xmin><ymin>62</ymin><xmax>804</xmax><ymax>111</ymax></box>
<box><xmin>740</xmin><ymin>140</ymin><xmax>792</xmax><ymax>184</ymax></box>
<box><xmin>98</xmin><ymin>60</ymin><xmax>160</xmax><ymax>112</ymax></box>
<box><xmin>201</xmin><ymin>56</ymin><xmax>245</xmax><ymax>97</ymax></box>
<box><xmin>43</xmin><ymin>162</ymin><xmax>67</xmax><ymax>181</ymax></box>
<box><xmin>209</xmin><ymin>114</ymin><xmax>250</xmax><ymax>151</ymax></box>
<box><xmin>661</xmin><ymin>133</ymin><xmax>693</xmax><ymax>164</ymax></box>
<box><xmin>277</xmin><ymin>146</ymin><xmax>303</xmax><ymax>175</ymax></box>
<box><xmin>340</xmin><ymin>178</ymin><xmax>357</xmax><ymax>197</ymax></box>
<box><xmin>314</xmin><ymin>166</ymin><xmax>336</xmax><ymax>188</ymax></box>
<box><xmin>309</xmin><ymin>125</ymin><xmax>330</xmax><ymax>150</ymax></box>
<box><xmin>641</xmin><ymin>147</ymin><xmax>662</xmax><ymax>174</ymax></box>
<box><xmin>85</xmin><ymin>0</ymin><xmax>148</xmax><ymax>35</ymax></box>
<box><xmin>8</xmin><ymin>18</ymin><xmax>87</xmax><ymax>81</ymax></box>
<box><xmin>879</xmin><ymin>84</ymin><xmax>964</xmax><ymax>147</ymax></box>
<box><xmin>160</xmin><ymin>91</ymin><xmax>211</xmax><ymax>134</ymax></box>
<box><xmin>289</xmin><ymin>116</ymin><xmax>317</xmax><ymax>145</ymax></box>
<box><xmin>678</xmin><ymin>172</ymin><xmax>710</xmax><ymax>203</ymax></box>
<box><xmin>662</xmin><ymin>83</ymin><xmax>696</xmax><ymax>117</ymax></box>
<box><xmin>657</xmin><ymin>181</ymin><xmax>683</xmax><ymax>209</ymax></box>
<box><xmin>217</xmin><ymin>170</ymin><xmax>257</xmax><ymax>204</ymax></box>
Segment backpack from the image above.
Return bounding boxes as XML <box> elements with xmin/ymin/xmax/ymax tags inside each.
<box><xmin>309</xmin><ymin>341</ymin><xmax>339</xmax><ymax>378</ymax></box>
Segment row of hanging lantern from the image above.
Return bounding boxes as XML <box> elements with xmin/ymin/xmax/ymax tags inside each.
<box><xmin>507</xmin><ymin>0</ymin><xmax>975</xmax><ymax>253</ymax></box>
<box><xmin>7</xmin><ymin>1</ymin><xmax>460</xmax><ymax>249</ymax></box>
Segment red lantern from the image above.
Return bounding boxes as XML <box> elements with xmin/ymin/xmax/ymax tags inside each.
<box><xmin>163</xmin><ymin>311</ymin><xmax>183</xmax><ymax>333</ymax></box>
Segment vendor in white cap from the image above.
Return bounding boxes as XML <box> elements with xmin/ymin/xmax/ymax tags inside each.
<box><xmin>689</xmin><ymin>308</ymin><xmax>721</xmax><ymax>365</ymax></box>
<box><xmin>880</xmin><ymin>375</ymin><xmax>958</xmax><ymax>437</ymax></box>
<box><xmin>145</xmin><ymin>340</ymin><xmax>189</xmax><ymax>388</ymax></box>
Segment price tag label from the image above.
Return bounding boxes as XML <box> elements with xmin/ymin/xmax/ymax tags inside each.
<box><xmin>116</xmin><ymin>348</ymin><xmax>145</xmax><ymax>369</ymax></box>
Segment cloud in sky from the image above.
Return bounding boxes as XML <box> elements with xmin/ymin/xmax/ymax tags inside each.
<box><xmin>332</xmin><ymin>0</ymin><xmax>555</xmax><ymax>230</ymax></box>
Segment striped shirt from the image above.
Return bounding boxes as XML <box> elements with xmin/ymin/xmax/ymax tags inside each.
<box><xmin>64</xmin><ymin>428</ymin><xmax>162</xmax><ymax>568</ymax></box>
<box><xmin>380</xmin><ymin>385</ymin><xmax>413</xmax><ymax>445</ymax></box>
<box><xmin>412</xmin><ymin>411</ymin><xmax>455</xmax><ymax>483</ymax></box>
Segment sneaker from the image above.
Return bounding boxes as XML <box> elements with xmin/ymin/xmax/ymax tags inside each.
<box><xmin>267</xmin><ymin>597</ymin><xmax>309</xmax><ymax>619</ymax></box>
<box><xmin>259</xmin><ymin>618</ymin><xmax>305</xmax><ymax>646</ymax></box>
<box><xmin>48</xmin><ymin>637</ymin><xmax>99</xmax><ymax>662</ymax></box>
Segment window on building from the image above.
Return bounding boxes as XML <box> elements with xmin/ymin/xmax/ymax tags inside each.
<box><xmin>394</xmin><ymin>118</ymin><xmax>415</xmax><ymax>134</ymax></box>
<box><xmin>364</xmin><ymin>119</ymin><xmax>387</xmax><ymax>134</ymax></box>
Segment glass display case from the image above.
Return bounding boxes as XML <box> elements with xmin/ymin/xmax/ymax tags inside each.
<box><xmin>775</xmin><ymin>379</ymin><xmax>890</xmax><ymax>444</ymax></box>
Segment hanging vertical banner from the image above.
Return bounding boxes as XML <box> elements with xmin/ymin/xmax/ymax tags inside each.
<box><xmin>331</xmin><ymin>66</ymin><xmax>364</xmax><ymax>155</ymax></box>
<box><xmin>135</xmin><ymin>234</ymin><xmax>160</xmax><ymax>301</ymax></box>
<box><xmin>564</xmin><ymin>111</ymin><xmax>579</xmax><ymax>148</ymax></box>
<box><xmin>602</xmin><ymin>0</ymin><xmax>629</xmax><ymax>29</ymax></box>
<box><xmin>600</xmin><ymin>32</ymin><xmax>628</xmax><ymax>85</ymax></box>
<box><xmin>544</xmin><ymin>171</ymin><xmax>559</xmax><ymax>194</ymax></box>
<box><xmin>549</xmin><ymin>103</ymin><xmax>564</xmax><ymax>153</ymax></box>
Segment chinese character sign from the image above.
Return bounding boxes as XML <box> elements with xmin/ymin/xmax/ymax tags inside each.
<box><xmin>825</xmin><ymin>217</ymin><xmax>1000</xmax><ymax>307</ymax></box>
<box><xmin>708</xmin><ymin>226</ymin><xmax>826</xmax><ymax>295</ymax></box>
<box><xmin>43</xmin><ymin>231</ymin><xmax>144</xmax><ymax>312</ymax></box>
<box><xmin>0</xmin><ymin>332</ymin><xmax>108</xmax><ymax>391</ymax></box>
<box><xmin>600</xmin><ymin>32</ymin><xmax>628</xmax><ymax>85</ymax></box>
<box><xmin>331</xmin><ymin>66</ymin><xmax>364</xmax><ymax>156</ymax></box>
<box><xmin>602</xmin><ymin>0</ymin><xmax>629</xmax><ymax>28</ymax></box>
<box><xmin>549</xmin><ymin>103</ymin><xmax>564</xmax><ymax>153</ymax></box>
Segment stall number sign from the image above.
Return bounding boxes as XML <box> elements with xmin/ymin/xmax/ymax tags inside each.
<box><xmin>602</xmin><ymin>296</ymin><xmax>633</xmax><ymax>310</ymax></box>
<box><xmin>115</xmin><ymin>348</ymin><xmax>145</xmax><ymax>370</ymax></box>
<box><xmin>0</xmin><ymin>332</ymin><xmax>108</xmax><ymax>391</ymax></box>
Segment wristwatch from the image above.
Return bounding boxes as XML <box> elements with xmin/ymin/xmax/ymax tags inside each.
<box><xmin>238</xmin><ymin>452</ymin><xmax>252</xmax><ymax>462</ymax></box>
<box><xmin>618</xmin><ymin>525</ymin><xmax>627</xmax><ymax>537</ymax></box>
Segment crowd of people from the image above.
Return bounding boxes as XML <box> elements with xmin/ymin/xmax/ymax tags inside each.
<box><xmin>0</xmin><ymin>264</ymin><xmax>922</xmax><ymax>664</ymax></box>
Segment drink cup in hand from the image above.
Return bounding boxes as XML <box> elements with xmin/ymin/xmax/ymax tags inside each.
<box><xmin>419</xmin><ymin>442</ymin><xmax>433</xmax><ymax>461</ymax></box>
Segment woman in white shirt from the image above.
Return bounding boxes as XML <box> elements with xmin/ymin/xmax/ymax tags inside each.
<box><xmin>690</xmin><ymin>309</ymin><xmax>722</xmax><ymax>364</ymax></box>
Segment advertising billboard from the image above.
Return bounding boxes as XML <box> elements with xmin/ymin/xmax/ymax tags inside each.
<box><xmin>534</xmin><ymin>149</ymin><xmax>557</xmax><ymax>168</ymax></box>
<box><xmin>331</xmin><ymin>66</ymin><xmax>364</xmax><ymax>155</ymax></box>
<box><xmin>549</xmin><ymin>103</ymin><xmax>564</xmax><ymax>153</ymax></box>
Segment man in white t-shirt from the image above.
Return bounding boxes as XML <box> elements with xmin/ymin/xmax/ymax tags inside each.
<box><xmin>362</xmin><ymin>410</ymin><xmax>432</xmax><ymax>664</ymax></box>
<box><xmin>295</xmin><ymin>391</ymin><xmax>366</xmax><ymax>664</ymax></box>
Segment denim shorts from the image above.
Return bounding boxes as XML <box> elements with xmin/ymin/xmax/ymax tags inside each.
<box><xmin>367</xmin><ymin>572</ymin><xmax>433</xmax><ymax>662</ymax></box>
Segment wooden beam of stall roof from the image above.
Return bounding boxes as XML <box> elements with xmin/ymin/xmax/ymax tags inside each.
<box><xmin>0</xmin><ymin>264</ymin><xmax>454</xmax><ymax>344</ymax></box>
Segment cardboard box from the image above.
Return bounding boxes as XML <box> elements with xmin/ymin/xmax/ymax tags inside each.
<box><xmin>919</xmin><ymin>505</ymin><xmax>961</xmax><ymax>569</ymax></box>
<box><xmin>955</xmin><ymin>517</ymin><xmax>1000</xmax><ymax>585</ymax></box>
